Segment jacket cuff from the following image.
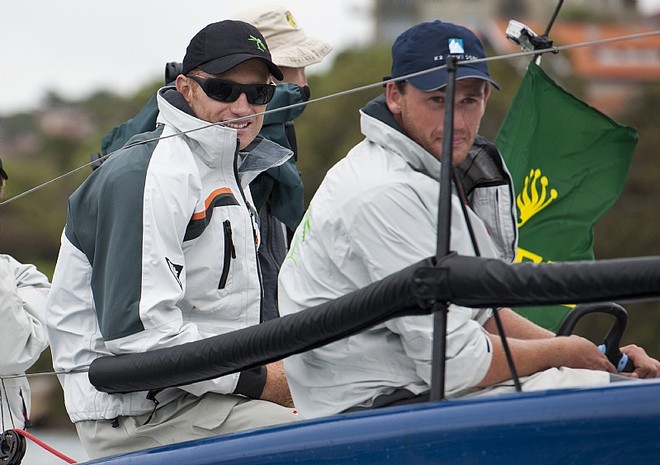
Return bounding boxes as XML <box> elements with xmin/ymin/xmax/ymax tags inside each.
<box><xmin>234</xmin><ymin>366</ymin><xmax>267</xmax><ymax>399</ymax></box>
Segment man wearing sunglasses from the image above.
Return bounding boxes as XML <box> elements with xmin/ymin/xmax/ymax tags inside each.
<box><xmin>91</xmin><ymin>6</ymin><xmax>332</xmax><ymax>326</ymax></box>
<box><xmin>47</xmin><ymin>20</ymin><xmax>298</xmax><ymax>459</ymax></box>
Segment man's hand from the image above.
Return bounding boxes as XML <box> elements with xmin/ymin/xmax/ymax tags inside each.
<box><xmin>619</xmin><ymin>344</ymin><xmax>660</xmax><ymax>379</ymax></box>
<box><xmin>555</xmin><ymin>335</ymin><xmax>616</xmax><ymax>373</ymax></box>
<box><xmin>260</xmin><ymin>360</ymin><xmax>295</xmax><ymax>407</ymax></box>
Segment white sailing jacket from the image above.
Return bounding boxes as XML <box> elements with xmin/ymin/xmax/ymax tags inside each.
<box><xmin>0</xmin><ymin>254</ymin><xmax>50</xmax><ymax>429</ymax></box>
<box><xmin>46</xmin><ymin>87</ymin><xmax>292</xmax><ymax>422</ymax></box>
<box><xmin>279</xmin><ymin>95</ymin><xmax>518</xmax><ymax>418</ymax></box>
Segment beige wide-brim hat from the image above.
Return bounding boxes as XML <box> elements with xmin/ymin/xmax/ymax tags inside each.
<box><xmin>234</xmin><ymin>4</ymin><xmax>333</xmax><ymax>68</ymax></box>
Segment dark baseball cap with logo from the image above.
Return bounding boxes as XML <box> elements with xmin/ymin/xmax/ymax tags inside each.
<box><xmin>0</xmin><ymin>158</ymin><xmax>7</xmax><ymax>180</ymax></box>
<box><xmin>391</xmin><ymin>20</ymin><xmax>500</xmax><ymax>91</ymax></box>
<box><xmin>182</xmin><ymin>20</ymin><xmax>283</xmax><ymax>80</ymax></box>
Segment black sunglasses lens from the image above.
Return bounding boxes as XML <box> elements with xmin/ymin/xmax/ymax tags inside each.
<box><xmin>265</xmin><ymin>86</ymin><xmax>275</xmax><ymax>103</ymax></box>
<box><xmin>244</xmin><ymin>84</ymin><xmax>275</xmax><ymax>105</ymax></box>
<box><xmin>190</xmin><ymin>76</ymin><xmax>275</xmax><ymax>105</ymax></box>
<box><xmin>206</xmin><ymin>80</ymin><xmax>239</xmax><ymax>102</ymax></box>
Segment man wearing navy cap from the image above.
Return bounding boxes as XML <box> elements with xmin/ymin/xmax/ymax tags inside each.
<box><xmin>278</xmin><ymin>20</ymin><xmax>659</xmax><ymax>419</ymax></box>
<box><xmin>47</xmin><ymin>20</ymin><xmax>297</xmax><ymax>459</ymax></box>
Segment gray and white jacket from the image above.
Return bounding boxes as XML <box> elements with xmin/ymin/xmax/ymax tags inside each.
<box><xmin>278</xmin><ymin>95</ymin><xmax>517</xmax><ymax>418</ymax></box>
<box><xmin>0</xmin><ymin>254</ymin><xmax>49</xmax><ymax>429</ymax></box>
<box><xmin>46</xmin><ymin>87</ymin><xmax>292</xmax><ymax>422</ymax></box>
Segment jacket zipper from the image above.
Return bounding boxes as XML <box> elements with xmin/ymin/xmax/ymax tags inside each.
<box><xmin>233</xmin><ymin>145</ymin><xmax>264</xmax><ymax>321</ymax></box>
<box><xmin>218</xmin><ymin>220</ymin><xmax>236</xmax><ymax>289</ymax></box>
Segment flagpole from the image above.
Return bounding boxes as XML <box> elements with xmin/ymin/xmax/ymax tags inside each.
<box><xmin>542</xmin><ymin>0</ymin><xmax>564</xmax><ymax>37</ymax></box>
<box><xmin>534</xmin><ymin>0</ymin><xmax>565</xmax><ymax>64</ymax></box>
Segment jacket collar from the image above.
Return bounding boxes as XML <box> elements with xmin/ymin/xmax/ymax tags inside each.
<box><xmin>156</xmin><ymin>86</ymin><xmax>238</xmax><ymax>170</ymax></box>
<box><xmin>155</xmin><ymin>86</ymin><xmax>292</xmax><ymax>181</ymax></box>
<box><xmin>238</xmin><ymin>136</ymin><xmax>293</xmax><ymax>186</ymax></box>
<box><xmin>360</xmin><ymin>94</ymin><xmax>442</xmax><ymax>181</ymax></box>
<box><xmin>360</xmin><ymin>95</ymin><xmax>511</xmax><ymax>190</ymax></box>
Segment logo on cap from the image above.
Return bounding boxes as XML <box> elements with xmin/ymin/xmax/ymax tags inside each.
<box><xmin>448</xmin><ymin>38</ymin><xmax>465</xmax><ymax>54</ymax></box>
<box><xmin>249</xmin><ymin>35</ymin><xmax>267</xmax><ymax>52</ymax></box>
<box><xmin>285</xmin><ymin>10</ymin><xmax>297</xmax><ymax>28</ymax></box>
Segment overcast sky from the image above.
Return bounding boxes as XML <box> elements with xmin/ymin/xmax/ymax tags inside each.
<box><xmin>0</xmin><ymin>0</ymin><xmax>373</xmax><ymax>115</ymax></box>
<box><xmin>1</xmin><ymin>0</ymin><xmax>658</xmax><ymax>116</ymax></box>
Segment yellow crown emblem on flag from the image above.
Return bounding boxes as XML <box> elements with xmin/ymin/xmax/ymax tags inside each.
<box><xmin>517</xmin><ymin>168</ymin><xmax>558</xmax><ymax>227</ymax></box>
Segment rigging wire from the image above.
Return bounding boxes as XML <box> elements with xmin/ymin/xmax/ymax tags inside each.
<box><xmin>0</xmin><ymin>23</ymin><xmax>655</xmax><ymax>465</ymax></box>
<box><xmin>0</xmin><ymin>29</ymin><xmax>657</xmax><ymax>208</ymax></box>
<box><xmin>0</xmin><ymin>369</ymin><xmax>88</xmax><ymax>381</ymax></box>
<box><xmin>1</xmin><ymin>28</ymin><xmax>658</xmax><ymax>383</ymax></box>
<box><xmin>0</xmin><ymin>28</ymin><xmax>657</xmax><ymax>385</ymax></box>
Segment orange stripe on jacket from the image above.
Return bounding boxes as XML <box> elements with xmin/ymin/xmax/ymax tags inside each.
<box><xmin>191</xmin><ymin>188</ymin><xmax>233</xmax><ymax>220</ymax></box>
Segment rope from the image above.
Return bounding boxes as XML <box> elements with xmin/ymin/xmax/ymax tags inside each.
<box><xmin>13</xmin><ymin>429</ymin><xmax>77</xmax><ymax>464</ymax></box>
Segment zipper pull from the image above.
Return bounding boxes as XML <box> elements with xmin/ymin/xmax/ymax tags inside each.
<box><xmin>224</xmin><ymin>220</ymin><xmax>236</xmax><ymax>258</ymax></box>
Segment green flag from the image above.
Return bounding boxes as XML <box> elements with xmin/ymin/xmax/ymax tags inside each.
<box><xmin>494</xmin><ymin>62</ymin><xmax>637</xmax><ymax>332</ymax></box>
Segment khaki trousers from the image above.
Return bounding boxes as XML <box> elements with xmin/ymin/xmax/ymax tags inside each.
<box><xmin>76</xmin><ymin>392</ymin><xmax>297</xmax><ymax>459</ymax></box>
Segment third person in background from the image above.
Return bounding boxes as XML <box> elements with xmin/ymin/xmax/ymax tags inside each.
<box><xmin>235</xmin><ymin>4</ymin><xmax>332</xmax><ymax>320</ymax></box>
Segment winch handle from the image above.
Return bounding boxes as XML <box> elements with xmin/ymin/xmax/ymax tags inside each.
<box><xmin>556</xmin><ymin>302</ymin><xmax>634</xmax><ymax>373</ymax></box>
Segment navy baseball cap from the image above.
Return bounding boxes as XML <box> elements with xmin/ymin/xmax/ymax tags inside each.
<box><xmin>391</xmin><ymin>20</ymin><xmax>500</xmax><ymax>91</ymax></box>
<box><xmin>0</xmin><ymin>158</ymin><xmax>7</xmax><ymax>180</ymax></box>
<box><xmin>182</xmin><ymin>20</ymin><xmax>283</xmax><ymax>80</ymax></box>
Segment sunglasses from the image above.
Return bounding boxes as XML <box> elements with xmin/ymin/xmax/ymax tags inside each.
<box><xmin>187</xmin><ymin>75</ymin><xmax>276</xmax><ymax>105</ymax></box>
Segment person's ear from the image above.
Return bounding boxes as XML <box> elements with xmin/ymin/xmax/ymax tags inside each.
<box><xmin>385</xmin><ymin>81</ymin><xmax>403</xmax><ymax>116</ymax></box>
<box><xmin>176</xmin><ymin>75</ymin><xmax>194</xmax><ymax>103</ymax></box>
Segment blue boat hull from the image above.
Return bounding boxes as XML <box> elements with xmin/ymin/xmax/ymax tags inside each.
<box><xmin>84</xmin><ymin>379</ymin><xmax>660</xmax><ymax>464</ymax></box>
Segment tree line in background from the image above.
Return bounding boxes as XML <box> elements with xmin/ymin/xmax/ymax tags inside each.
<box><xmin>0</xmin><ymin>43</ymin><xmax>659</xmax><ymax>426</ymax></box>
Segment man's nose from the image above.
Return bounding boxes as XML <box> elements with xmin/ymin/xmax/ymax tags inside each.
<box><xmin>452</xmin><ymin>106</ymin><xmax>467</xmax><ymax>129</ymax></box>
